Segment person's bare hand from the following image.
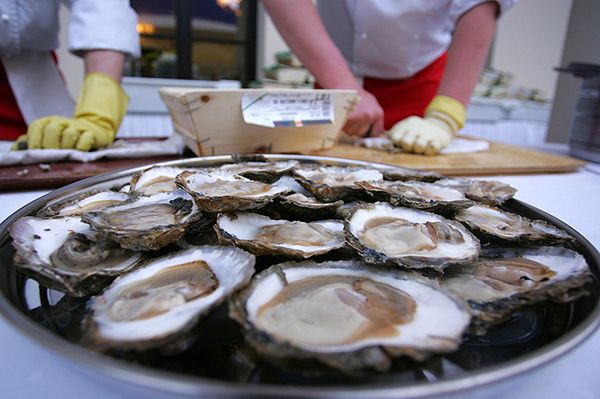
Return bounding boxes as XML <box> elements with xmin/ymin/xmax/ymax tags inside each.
<box><xmin>342</xmin><ymin>88</ymin><xmax>385</xmax><ymax>137</ymax></box>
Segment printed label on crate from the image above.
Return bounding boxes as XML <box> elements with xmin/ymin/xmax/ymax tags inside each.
<box><xmin>241</xmin><ymin>92</ymin><xmax>334</xmax><ymax>128</ymax></box>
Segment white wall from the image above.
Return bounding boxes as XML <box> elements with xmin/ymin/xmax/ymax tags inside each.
<box><xmin>256</xmin><ymin>3</ymin><xmax>289</xmax><ymax>76</ymax></box>
<box><xmin>492</xmin><ymin>0</ymin><xmax>572</xmax><ymax>100</ymax></box>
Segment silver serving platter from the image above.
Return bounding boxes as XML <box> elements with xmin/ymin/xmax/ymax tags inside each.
<box><xmin>0</xmin><ymin>154</ymin><xmax>599</xmax><ymax>399</ymax></box>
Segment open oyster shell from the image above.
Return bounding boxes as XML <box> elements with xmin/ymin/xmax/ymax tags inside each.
<box><xmin>230</xmin><ymin>260</ymin><xmax>471</xmax><ymax>373</ymax></box>
<box><xmin>9</xmin><ymin>216</ymin><xmax>141</xmax><ymax>297</ymax></box>
<box><xmin>356</xmin><ymin>180</ymin><xmax>473</xmax><ymax>212</ymax></box>
<box><xmin>216</xmin><ymin>212</ymin><xmax>345</xmax><ymax>258</ymax></box>
<box><xmin>373</xmin><ymin>164</ymin><xmax>441</xmax><ymax>183</ymax></box>
<box><xmin>293</xmin><ymin>165</ymin><xmax>383</xmax><ymax>202</ymax></box>
<box><xmin>435</xmin><ymin>178</ymin><xmax>517</xmax><ymax>205</ymax></box>
<box><xmin>81</xmin><ymin>190</ymin><xmax>202</xmax><ymax>251</ymax></box>
<box><xmin>276</xmin><ymin>193</ymin><xmax>344</xmax><ymax>219</ymax></box>
<box><xmin>177</xmin><ymin>170</ymin><xmax>290</xmax><ymax>212</ymax></box>
<box><xmin>129</xmin><ymin>166</ymin><xmax>188</xmax><ymax>196</ymax></box>
<box><xmin>346</xmin><ymin>202</ymin><xmax>480</xmax><ymax>271</ymax></box>
<box><xmin>84</xmin><ymin>245</ymin><xmax>255</xmax><ymax>352</ymax></box>
<box><xmin>454</xmin><ymin>204</ymin><xmax>573</xmax><ymax>245</ymax></box>
<box><xmin>37</xmin><ymin>190</ymin><xmax>129</xmax><ymax>218</ymax></box>
<box><xmin>441</xmin><ymin>246</ymin><xmax>593</xmax><ymax>330</ymax></box>
<box><xmin>218</xmin><ymin>160</ymin><xmax>299</xmax><ymax>182</ymax></box>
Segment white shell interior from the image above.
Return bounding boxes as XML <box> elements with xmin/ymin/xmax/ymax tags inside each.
<box><xmin>131</xmin><ymin>166</ymin><xmax>187</xmax><ymax>195</ymax></box>
<box><xmin>295</xmin><ymin>166</ymin><xmax>383</xmax><ymax>187</ymax></box>
<box><xmin>218</xmin><ymin>212</ymin><xmax>345</xmax><ymax>253</ymax></box>
<box><xmin>366</xmin><ymin>181</ymin><xmax>468</xmax><ymax>202</ymax></box>
<box><xmin>219</xmin><ymin>160</ymin><xmax>299</xmax><ymax>174</ymax></box>
<box><xmin>349</xmin><ymin>203</ymin><xmax>479</xmax><ymax>260</ymax></box>
<box><xmin>91</xmin><ymin>246</ymin><xmax>255</xmax><ymax>342</ymax></box>
<box><xmin>96</xmin><ymin>189</ymin><xmax>197</xmax><ymax>227</ymax></box>
<box><xmin>443</xmin><ymin>247</ymin><xmax>589</xmax><ymax>302</ymax></box>
<box><xmin>183</xmin><ymin>171</ymin><xmax>290</xmax><ymax>198</ymax></box>
<box><xmin>57</xmin><ymin>191</ymin><xmax>129</xmax><ymax>216</ymax></box>
<box><xmin>11</xmin><ymin>216</ymin><xmax>93</xmax><ymax>266</ymax></box>
<box><xmin>246</xmin><ymin>264</ymin><xmax>470</xmax><ymax>353</ymax></box>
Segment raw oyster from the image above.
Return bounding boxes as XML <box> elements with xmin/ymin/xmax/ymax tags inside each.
<box><xmin>37</xmin><ymin>190</ymin><xmax>129</xmax><ymax>218</ymax></box>
<box><xmin>230</xmin><ymin>260</ymin><xmax>471</xmax><ymax>373</ymax></box>
<box><xmin>82</xmin><ymin>190</ymin><xmax>202</xmax><ymax>251</ymax></box>
<box><xmin>272</xmin><ymin>175</ymin><xmax>310</xmax><ymax>195</ymax></box>
<box><xmin>276</xmin><ymin>193</ymin><xmax>344</xmax><ymax>218</ymax></box>
<box><xmin>269</xmin><ymin>176</ymin><xmax>343</xmax><ymax>218</ymax></box>
<box><xmin>442</xmin><ymin>246</ymin><xmax>593</xmax><ymax>328</ymax></box>
<box><xmin>129</xmin><ymin>166</ymin><xmax>188</xmax><ymax>195</ymax></box>
<box><xmin>176</xmin><ymin>170</ymin><xmax>290</xmax><ymax>212</ymax></box>
<box><xmin>373</xmin><ymin>164</ymin><xmax>441</xmax><ymax>183</ymax></box>
<box><xmin>356</xmin><ymin>180</ymin><xmax>473</xmax><ymax>212</ymax></box>
<box><xmin>346</xmin><ymin>202</ymin><xmax>480</xmax><ymax>270</ymax></box>
<box><xmin>219</xmin><ymin>160</ymin><xmax>299</xmax><ymax>182</ymax></box>
<box><xmin>216</xmin><ymin>212</ymin><xmax>345</xmax><ymax>258</ymax></box>
<box><xmin>293</xmin><ymin>165</ymin><xmax>383</xmax><ymax>202</ymax></box>
<box><xmin>84</xmin><ymin>245</ymin><xmax>255</xmax><ymax>351</ymax></box>
<box><xmin>454</xmin><ymin>204</ymin><xmax>573</xmax><ymax>245</ymax></box>
<box><xmin>335</xmin><ymin>201</ymin><xmax>367</xmax><ymax>219</ymax></box>
<box><xmin>9</xmin><ymin>216</ymin><xmax>141</xmax><ymax>297</ymax></box>
<box><xmin>436</xmin><ymin>178</ymin><xmax>516</xmax><ymax>205</ymax></box>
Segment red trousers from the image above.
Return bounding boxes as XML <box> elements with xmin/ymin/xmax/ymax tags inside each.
<box><xmin>0</xmin><ymin>61</ymin><xmax>27</xmax><ymax>140</ymax></box>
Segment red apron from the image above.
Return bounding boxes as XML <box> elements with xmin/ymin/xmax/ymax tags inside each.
<box><xmin>0</xmin><ymin>61</ymin><xmax>27</xmax><ymax>140</ymax></box>
<box><xmin>363</xmin><ymin>52</ymin><xmax>448</xmax><ymax>130</ymax></box>
<box><xmin>316</xmin><ymin>52</ymin><xmax>448</xmax><ymax>131</ymax></box>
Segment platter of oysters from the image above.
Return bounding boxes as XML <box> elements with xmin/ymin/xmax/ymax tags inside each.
<box><xmin>0</xmin><ymin>154</ymin><xmax>598</xmax><ymax>399</ymax></box>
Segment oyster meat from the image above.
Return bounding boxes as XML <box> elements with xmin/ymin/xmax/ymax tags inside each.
<box><xmin>346</xmin><ymin>202</ymin><xmax>480</xmax><ymax>270</ymax></box>
<box><xmin>273</xmin><ymin>193</ymin><xmax>344</xmax><ymax>220</ymax></box>
<box><xmin>357</xmin><ymin>180</ymin><xmax>473</xmax><ymax>212</ymax></box>
<box><xmin>216</xmin><ymin>212</ymin><xmax>345</xmax><ymax>258</ymax></box>
<box><xmin>230</xmin><ymin>260</ymin><xmax>471</xmax><ymax>373</ymax></box>
<box><xmin>9</xmin><ymin>216</ymin><xmax>141</xmax><ymax>297</ymax></box>
<box><xmin>442</xmin><ymin>246</ymin><xmax>593</xmax><ymax>328</ymax></box>
<box><xmin>435</xmin><ymin>178</ymin><xmax>516</xmax><ymax>205</ymax></box>
<box><xmin>454</xmin><ymin>204</ymin><xmax>573</xmax><ymax>245</ymax></box>
<box><xmin>219</xmin><ymin>160</ymin><xmax>299</xmax><ymax>182</ymax></box>
<box><xmin>373</xmin><ymin>164</ymin><xmax>441</xmax><ymax>183</ymax></box>
<box><xmin>82</xmin><ymin>190</ymin><xmax>202</xmax><ymax>251</ymax></box>
<box><xmin>177</xmin><ymin>170</ymin><xmax>290</xmax><ymax>212</ymax></box>
<box><xmin>129</xmin><ymin>166</ymin><xmax>188</xmax><ymax>196</ymax></box>
<box><xmin>84</xmin><ymin>245</ymin><xmax>255</xmax><ymax>351</ymax></box>
<box><xmin>293</xmin><ymin>165</ymin><xmax>384</xmax><ymax>202</ymax></box>
<box><xmin>37</xmin><ymin>190</ymin><xmax>129</xmax><ymax>218</ymax></box>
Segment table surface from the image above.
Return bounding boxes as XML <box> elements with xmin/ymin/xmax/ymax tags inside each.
<box><xmin>0</xmin><ymin>160</ymin><xmax>599</xmax><ymax>399</ymax></box>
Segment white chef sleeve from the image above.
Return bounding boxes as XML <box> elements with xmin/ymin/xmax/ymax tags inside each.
<box><xmin>66</xmin><ymin>0</ymin><xmax>141</xmax><ymax>59</ymax></box>
<box><xmin>449</xmin><ymin>0</ymin><xmax>518</xmax><ymax>25</ymax></box>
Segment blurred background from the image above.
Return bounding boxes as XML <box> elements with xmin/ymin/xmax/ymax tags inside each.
<box><xmin>54</xmin><ymin>0</ymin><xmax>600</xmax><ymax>145</ymax></box>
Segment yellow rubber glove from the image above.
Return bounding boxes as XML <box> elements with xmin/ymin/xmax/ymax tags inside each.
<box><xmin>13</xmin><ymin>72</ymin><xmax>128</xmax><ymax>151</ymax></box>
<box><xmin>387</xmin><ymin>95</ymin><xmax>466</xmax><ymax>155</ymax></box>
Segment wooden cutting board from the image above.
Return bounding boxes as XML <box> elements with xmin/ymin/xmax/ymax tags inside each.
<box><xmin>0</xmin><ymin>155</ymin><xmax>185</xmax><ymax>191</ymax></box>
<box><xmin>308</xmin><ymin>139</ymin><xmax>586</xmax><ymax>176</ymax></box>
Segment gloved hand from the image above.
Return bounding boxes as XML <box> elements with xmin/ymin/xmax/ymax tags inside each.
<box><xmin>12</xmin><ymin>72</ymin><xmax>128</xmax><ymax>151</ymax></box>
<box><xmin>387</xmin><ymin>95</ymin><xmax>466</xmax><ymax>155</ymax></box>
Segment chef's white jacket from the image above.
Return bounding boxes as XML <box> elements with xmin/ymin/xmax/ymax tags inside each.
<box><xmin>317</xmin><ymin>0</ymin><xmax>517</xmax><ymax>80</ymax></box>
<box><xmin>0</xmin><ymin>0</ymin><xmax>140</xmax><ymax>124</ymax></box>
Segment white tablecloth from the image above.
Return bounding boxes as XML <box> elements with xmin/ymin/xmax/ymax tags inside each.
<box><xmin>0</xmin><ymin>162</ymin><xmax>598</xmax><ymax>399</ymax></box>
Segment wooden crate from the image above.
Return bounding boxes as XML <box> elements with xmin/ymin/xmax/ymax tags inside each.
<box><xmin>159</xmin><ymin>88</ymin><xmax>358</xmax><ymax>156</ymax></box>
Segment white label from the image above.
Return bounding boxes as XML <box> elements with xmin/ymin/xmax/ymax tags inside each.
<box><xmin>241</xmin><ymin>92</ymin><xmax>334</xmax><ymax>128</ymax></box>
